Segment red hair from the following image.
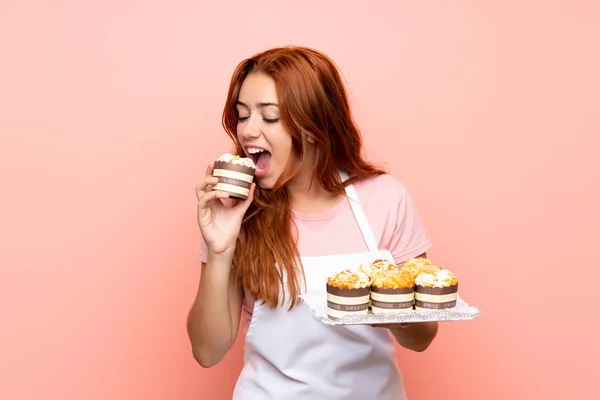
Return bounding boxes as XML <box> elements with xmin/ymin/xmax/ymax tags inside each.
<box><xmin>222</xmin><ymin>46</ymin><xmax>385</xmax><ymax>309</ymax></box>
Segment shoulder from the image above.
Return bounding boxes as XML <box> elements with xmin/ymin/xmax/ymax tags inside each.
<box><xmin>352</xmin><ymin>174</ymin><xmax>432</xmax><ymax>262</ymax></box>
<box><xmin>352</xmin><ymin>173</ymin><xmax>409</xmax><ymax>206</ymax></box>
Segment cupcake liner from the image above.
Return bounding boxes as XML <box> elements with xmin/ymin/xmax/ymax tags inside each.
<box><xmin>370</xmin><ymin>286</ymin><xmax>415</xmax><ymax>314</ymax></box>
<box><xmin>212</xmin><ymin>160</ymin><xmax>255</xmax><ymax>199</ymax></box>
<box><xmin>415</xmin><ymin>283</ymin><xmax>458</xmax><ymax>310</ymax></box>
<box><xmin>326</xmin><ymin>285</ymin><xmax>370</xmax><ymax>319</ymax></box>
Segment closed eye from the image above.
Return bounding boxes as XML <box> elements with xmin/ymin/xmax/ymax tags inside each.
<box><xmin>263</xmin><ymin>118</ymin><xmax>280</xmax><ymax>124</ymax></box>
<box><xmin>235</xmin><ymin>116</ymin><xmax>280</xmax><ymax>124</ymax></box>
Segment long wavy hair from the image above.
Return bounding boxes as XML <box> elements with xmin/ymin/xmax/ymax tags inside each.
<box><xmin>222</xmin><ymin>46</ymin><xmax>385</xmax><ymax>309</ymax></box>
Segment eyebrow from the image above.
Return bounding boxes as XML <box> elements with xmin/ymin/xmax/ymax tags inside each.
<box><xmin>236</xmin><ymin>101</ymin><xmax>279</xmax><ymax>108</ymax></box>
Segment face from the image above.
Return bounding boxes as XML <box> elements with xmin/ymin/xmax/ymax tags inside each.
<box><xmin>236</xmin><ymin>73</ymin><xmax>293</xmax><ymax>189</ymax></box>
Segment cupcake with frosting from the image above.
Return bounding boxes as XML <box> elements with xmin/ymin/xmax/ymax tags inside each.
<box><xmin>326</xmin><ymin>270</ymin><xmax>371</xmax><ymax>319</ymax></box>
<box><xmin>370</xmin><ymin>269</ymin><xmax>416</xmax><ymax>314</ymax></box>
<box><xmin>358</xmin><ymin>259</ymin><xmax>398</xmax><ymax>310</ymax></box>
<box><xmin>414</xmin><ymin>269</ymin><xmax>459</xmax><ymax>310</ymax></box>
<box><xmin>211</xmin><ymin>153</ymin><xmax>256</xmax><ymax>200</ymax></box>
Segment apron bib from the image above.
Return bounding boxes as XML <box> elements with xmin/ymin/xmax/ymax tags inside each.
<box><xmin>233</xmin><ymin>172</ymin><xmax>406</xmax><ymax>400</ymax></box>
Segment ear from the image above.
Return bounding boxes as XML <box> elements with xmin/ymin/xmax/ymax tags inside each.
<box><xmin>302</xmin><ymin>130</ymin><xmax>316</xmax><ymax>144</ymax></box>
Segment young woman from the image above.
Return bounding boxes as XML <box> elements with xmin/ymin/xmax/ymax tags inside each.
<box><xmin>188</xmin><ymin>46</ymin><xmax>438</xmax><ymax>399</ymax></box>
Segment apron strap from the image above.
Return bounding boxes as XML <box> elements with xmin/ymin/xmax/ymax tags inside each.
<box><xmin>339</xmin><ymin>170</ymin><xmax>379</xmax><ymax>252</ymax></box>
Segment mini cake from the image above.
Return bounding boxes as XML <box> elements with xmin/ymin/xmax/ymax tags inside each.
<box><xmin>401</xmin><ymin>257</ymin><xmax>441</xmax><ymax>279</ymax></box>
<box><xmin>370</xmin><ymin>269</ymin><xmax>416</xmax><ymax>314</ymax></box>
<box><xmin>326</xmin><ymin>270</ymin><xmax>371</xmax><ymax>320</ymax></box>
<box><xmin>211</xmin><ymin>153</ymin><xmax>256</xmax><ymax>200</ymax></box>
<box><xmin>414</xmin><ymin>269</ymin><xmax>459</xmax><ymax>310</ymax></box>
<box><xmin>358</xmin><ymin>259</ymin><xmax>397</xmax><ymax>310</ymax></box>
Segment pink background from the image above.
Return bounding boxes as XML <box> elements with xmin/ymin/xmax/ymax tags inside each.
<box><xmin>1</xmin><ymin>1</ymin><xmax>599</xmax><ymax>399</ymax></box>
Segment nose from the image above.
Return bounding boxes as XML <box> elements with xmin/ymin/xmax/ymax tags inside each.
<box><xmin>239</xmin><ymin>115</ymin><xmax>261</xmax><ymax>140</ymax></box>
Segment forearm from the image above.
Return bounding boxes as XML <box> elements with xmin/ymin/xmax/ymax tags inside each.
<box><xmin>187</xmin><ymin>253</ymin><xmax>240</xmax><ymax>367</ymax></box>
<box><xmin>391</xmin><ymin>322</ymin><xmax>438</xmax><ymax>352</ymax></box>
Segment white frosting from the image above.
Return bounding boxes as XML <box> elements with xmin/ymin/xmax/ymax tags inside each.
<box><xmin>415</xmin><ymin>269</ymin><xmax>457</xmax><ymax>287</ymax></box>
<box><xmin>436</xmin><ymin>269</ymin><xmax>454</xmax><ymax>282</ymax></box>
<box><xmin>216</xmin><ymin>153</ymin><xmax>256</xmax><ymax>169</ymax></box>
<box><xmin>415</xmin><ymin>273</ymin><xmax>437</xmax><ymax>286</ymax></box>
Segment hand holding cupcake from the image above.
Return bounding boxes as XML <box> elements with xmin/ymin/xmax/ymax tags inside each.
<box><xmin>195</xmin><ymin>155</ymin><xmax>256</xmax><ymax>257</ymax></box>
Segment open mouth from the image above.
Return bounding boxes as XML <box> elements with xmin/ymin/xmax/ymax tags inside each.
<box><xmin>247</xmin><ymin>147</ymin><xmax>271</xmax><ymax>172</ymax></box>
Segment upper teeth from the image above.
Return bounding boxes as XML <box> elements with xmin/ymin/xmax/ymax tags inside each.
<box><xmin>248</xmin><ymin>148</ymin><xmax>264</xmax><ymax>154</ymax></box>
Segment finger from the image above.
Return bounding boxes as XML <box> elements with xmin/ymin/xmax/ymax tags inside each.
<box><xmin>204</xmin><ymin>176</ymin><xmax>219</xmax><ymax>193</ymax></box>
<box><xmin>195</xmin><ymin>163</ymin><xmax>216</xmax><ymax>193</ymax></box>
<box><xmin>370</xmin><ymin>324</ymin><xmax>389</xmax><ymax>329</ymax></box>
<box><xmin>197</xmin><ymin>188</ymin><xmax>230</xmax><ymax>211</ymax></box>
<box><xmin>232</xmin><ymin>182</ymin><xmax>255</xmax><ymax>215</ymax></box>
<box><xmin>370</xmin><ymin>323</ymin><xmax>409</xmax><ymax>329</ymax></box>
<box><xmin>204</xmin><ymin>162</ymin><xmax>218</xmax><ymax>192</ymax></box>
<box><xmin>238</xmin><ymin>182</ymin><xmax>256</xmax><ymax>210</ymax></box>
<box><xmin>196</xmin><ymin>175</ymin><xmax>220</xmax><ymax>200</ymax></box>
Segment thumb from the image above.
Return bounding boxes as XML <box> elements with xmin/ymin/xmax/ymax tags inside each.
<box><xmin>237</xmin><ymin>182</ymin><xmax>256</xmax><ymax>213</ymax></box>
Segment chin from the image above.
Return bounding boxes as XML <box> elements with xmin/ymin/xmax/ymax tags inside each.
<box><xmin>256</xmin><ymin>178</ymin><xmax>275</xmax><ymax>190</ymax></box>
<box><xmin>255</xmin><ymin>168</ymin><xmax>282</xmax><ymax>191</ymax></box>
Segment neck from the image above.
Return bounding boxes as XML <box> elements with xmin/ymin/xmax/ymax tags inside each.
<box><xmin>287</xmin><ymin>170</ymin><xmax>343</xmax><ymax>215</ymax></box>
